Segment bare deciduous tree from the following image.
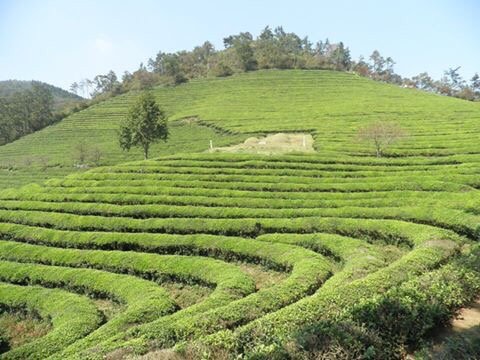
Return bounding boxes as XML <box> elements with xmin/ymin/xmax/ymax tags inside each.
<box><xmin>90</xmin><ymin>146</ymin><xmax>104</xmax><ymax>166</ymax></box>
<box><xmin>37</xmin><ymin>155</ymin><xmax>50</xmax><ymax>171</ymax></box>
<box><xmin>357</xmin><ymin>121</ymin><xmax>407</xmax><ymax>157</ymax></box>
<box><xmin>73</xmin><ymin>141</ymin><xmax>89</xmax><ymax>165</ymax></box>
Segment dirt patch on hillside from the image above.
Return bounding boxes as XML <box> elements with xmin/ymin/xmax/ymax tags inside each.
<box><xmin>210</xmin><ymin>133</ymin><xmax>315</xmax><ymax>154</ymax></box>
<box><xmin>450</xmin><ymin>299</ymin><xmax>480</xmax><ymax>332</ymax></box>
<box><xmin>409</xmin><ymin>298</ymin><xmax>480</xmax><ymax>359</ymax></box>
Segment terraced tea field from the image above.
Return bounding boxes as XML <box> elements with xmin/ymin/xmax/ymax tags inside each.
<box><xmin>0</xmin><ymin>70</ymin><xmax>479</xmax><ymax>358</ymax></box>
<box><xmin>0</xmin><ymin>151</ymin><xmax>479</xmax><ymax>359</ymax></box>
<box><xmin>1</xmin><ymin>70</ymin><xmax>480</xmax><ymax>188</ymax></box>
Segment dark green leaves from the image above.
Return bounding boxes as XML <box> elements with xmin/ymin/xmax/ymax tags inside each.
<box><xmin>119</xmin><ymin>92</ymin><xmax>168</xmax><ymax>159</ymax></box>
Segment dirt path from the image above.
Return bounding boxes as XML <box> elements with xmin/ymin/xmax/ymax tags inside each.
<box><xmin>409</xmin><ymin>299</ymin><xmax>480</xmax><ymax>359</ymax></box>
<box><xmin>450</xmin><ymin>299</ymin><xmax>480</xmax><ymax>333</ymax></box>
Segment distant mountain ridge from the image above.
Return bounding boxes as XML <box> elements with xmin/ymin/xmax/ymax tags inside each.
<box><xmin>0</xmin><ymin>80</ymin><xmax>83</xmax><ymax>108</ymax></box>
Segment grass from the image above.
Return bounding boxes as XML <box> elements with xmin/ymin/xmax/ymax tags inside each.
<box><xmin>0</xmin><ymin>70</ymin><xmax>478</xmax><ymax>358</ymax></box>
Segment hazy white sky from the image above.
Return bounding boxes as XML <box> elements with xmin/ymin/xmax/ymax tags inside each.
<box><xmin>1</xmin><ymin>0</ymin><xmax>478</xmax><ymax>90</ymax></box>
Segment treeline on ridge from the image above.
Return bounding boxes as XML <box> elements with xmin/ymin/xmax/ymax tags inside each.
<box><xmin>71</xmin><ymin>26</ymin><xmax>480</xmax><ymax>102</ymax></box>
<box><xmin>2</xmin><ymin>26</ymin><xmax>479</xmax><ymax>147</ymax></box>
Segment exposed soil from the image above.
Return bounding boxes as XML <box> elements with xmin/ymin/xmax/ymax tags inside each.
<box><xmin>0</xmin><ymin>311</ymin><xmax>51</xmax><ymax>352</ymax></box>
<box><xmin>161</xmin><ymin>283</ymin><xmax>212</xmax><ymax>309</ymax></box>
<box><xmin>409</xmin><ymin>298</ymin><xmax>480</xmax><ymax>359</ymax></box>
<box><xmin>210</xmin><ymin>133</ymin><xmax>315</xmax><ymax>154</ymax></box>
<box><xmin>237</xmin><ymin>263</ymin><xmax>287</xmax><ymax>291</ymax></box>
<box><xmin>449</xmin><ymin>300</ymin><xmax>480</xmax><ymax>333</ymax></box>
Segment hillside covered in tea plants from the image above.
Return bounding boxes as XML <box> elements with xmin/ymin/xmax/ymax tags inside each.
<box><xmin>0</xmin><ymin>70</ymin><xmax>479</xmax><ymax>359</ymax></box>
<box><xmin>1</xmin><ymin>70</ymin><xmax>480</xmax><ymax>187</ymax></box>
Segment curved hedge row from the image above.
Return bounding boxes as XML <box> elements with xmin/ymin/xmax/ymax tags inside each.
<box><xmin>8</xmin><ymin>185</ymin><xmax>478</xmax><ymax>209</ymax></box>
<box><xmin>45</xmin><ymin>177</ymin><xmax>472</xmax><ymax>193</ymax></box>
<box><xmin>0</xmin><ymin>260</ymin><xmax>177</xmax><ymax>352</ymax></box>
<box><xmin>0</xmin><ymin>201</ymin><xmax>477</xmax><ymax>239</ymax></box>
<box><xmin>0</xmin><ymin>151</ymin><xmax>478</xmax><ymax>359</ymax></box>
<box><xmin>199</xmin><ymin>240</ymin><xmax>459</xmax><ymax>357</ymax></box>
<box><xmin>0</xmin><ymin>282</ymin><xmax>102</xmax><ymax>360</ymax></box>
<box><xmin>0</xmin><ymin>241</ymin><xmax>256</xmax><ymax>298</ymax></box>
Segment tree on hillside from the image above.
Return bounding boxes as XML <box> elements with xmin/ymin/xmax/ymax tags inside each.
<box><xmin>412</xmin><ymin>72</ymin><xmax>435</xmax><ymax>91</ymax></box>
<box><xmin>255</xmin><ymin>26</ymin><xmax>306</xmax><ymax>69</ymax></box>
<box><xmin>357</xmin><ymin>121</ymin><xmax>407</xmax><ymax>157</ymax></box>
<box><xmin>444</xmin><ymin>67</ymin><xmax>465</xmax><ymax>90</ymax></box>
<box><xmin>79</xmin><ymin>79</ymin><xmax>93</xmax><ymax>98</ymax></box>
<box><xmin>29</xmin><ymin>82</ymin><xmax>54</xmax><ymax>131</ymax></box>
<box><xmin>436</xmin><ymin>67</ymin><xmax>465</xmax><ymax>96</ymax></box>
<box><xmin>92</xmin><ymin>70</ymin><xmax>121</xmax><ymax>96</ymax></box>
<box><xmin>368</xmin><ymin>50</ymin><xmax>399</xmax><ymax>82</ymax></box>
<box><xmin>223</xmin><ymin>32</ymin><xmax>257</xmax><ymax>71</ymax></box>
<box><xmin>456</xmin><ymin>86</ymin><xmax>476</xmax><ymax>101</ymax></box>
<box><xmin>119</xmin><ymin>92</ymin><xmax>168</xmax><ymax>159</ymax></box>
<box><xmin>330</xmin><ymin>42</ymin><xmax>351</xmax><ymax>71</ymax></box>
<box><xmin>255</xmin><ymin>26</ymin><xmax>276</xmax><ymax>69</ymax></box>
<box><xmin>383</xmin><ymin>57</ymin><xmax>399</xmax><ymax>83</ymax></box>
<box><xmin>61</xmin><ymin>26</ymin><xmax>477</xmax><ymax>103</ymax></box>
<box><xmin>73</xmin><ymin>140</ymin><xmax>89</xmax><ymax>165</ymax></box>
<box><xmin>471</xmin><ymin>73</ymin><xmax>480</xmax><ymax>98</ymax></box>
<box><xmin>353</xmin><ymin>56</ymin><xmax>371</xmax><ymax>77</ymax></box>
<box><xmin>121</xmin><ymin>67</ymin><xmax>163</xmax><ymax>91</ymax></box>
<box><xmin>0</xmin><ymin>82</ymin><xmax>54</xmax><ymax>145</ymax></box>
<box><xmin>369</xmin><ymin>50</ymin><xmax>385</xmax><ymax>76</ymax></box>
<box><xmin>191</xmin><ymin>41</ymin><xmax>216</xmax><ymax>76</ymax></box>
<box><xmin>90</xmin><ymin>146</ymin><xmax>104</xmax><ymax>166</ymax></box>
<box><xmin>148</xmin><ymin>52</ymin><xmax>187</xmax><ymax>84</ymax></box>
<box><xmin>70</xmin><ymin>82</ymin><xmax>80</xmax><ymax>96</ymax></box>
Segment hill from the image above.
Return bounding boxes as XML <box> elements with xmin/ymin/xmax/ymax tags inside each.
<box><xmin>1</xmin><ymin>70</ymin><xmax>479</xmax><ymax>188</ymax></box>
<box><xmin>0</xmin><ymin>80</ymin><xmax>83</xmax><ymax>109</ymax></box>
<box><xmin>0</xmin><ymin>69</ymin><xmax>479</xmax><ymax>358</ymax></box>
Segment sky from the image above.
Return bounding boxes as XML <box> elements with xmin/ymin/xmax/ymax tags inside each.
<box><xmin>0</xmin><ymin>0</ymin><xmax>479</xmax><ymax>91</ymax></box>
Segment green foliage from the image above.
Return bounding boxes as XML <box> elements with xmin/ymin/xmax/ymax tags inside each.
<box><xmin>2</xmin><ymin>69</ymin><xmax>480</xmax><ymax>187</ymax></box>
<box><xmin>0</xmin><ymin>282</ymin><xmax>102</xmax><ymax>360</ymax></box>
<box><xmin>119</xmin><ymin>91</ymin><xmax>168</xmax><ymax>159</ymax></box>
<box><xmin>73</xmin><ymin>25</ymin><xmax>479</xmax><ymax>103</ymax></box>
<box><xmin>0</xmin><ymin>69</ymin><xmax>479</xmax><ymax>359</ymax></box>
<box><xmin>0</xmin><ymin>80</ymin><xmax>82</xmax><ymax>106</ymax></box>
<box><xmin>0</xmin><ymin>82</ymin><xmax>54</xmax><ymax>145</ymax></box>
<box><xmin>0</xmin><ymin>151</ymin><xmax>477</xmax><ymax>358</ymax></box>
<box><xmin>223</xmin><ymin>32</ymin><xmax>257</xmax><ymax>71</ymax></box>
<box><xmin>292</xmin><ymin>320</ymin><xmax>387</xmax><ymax>359</ymax></box>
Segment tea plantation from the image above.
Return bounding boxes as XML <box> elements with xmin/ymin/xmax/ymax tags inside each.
<box><xmin>0</xmin><ymin>70</ymin><xmax>479</xmax><ymax>359</ymax></box>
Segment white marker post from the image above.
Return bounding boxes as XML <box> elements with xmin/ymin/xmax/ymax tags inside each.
<box><xmin>302</xmin><ymin>135</ymin><xmax>306</xmax><ymax>148</ymax></box>
<box><xmin>209</xmin><ymin>140</ymin><xmax>213</xmax><ymax>150</ymax></box>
